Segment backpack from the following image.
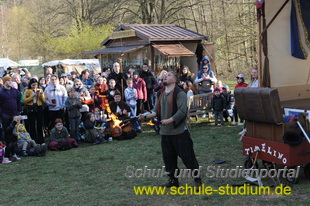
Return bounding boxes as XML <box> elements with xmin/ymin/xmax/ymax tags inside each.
<box><xmin>57</xmin><ymin>141</ymin><xmax>72</xmax><ymax>151</ymax></box>
<box><xmin>198</xmin><ymin>79</ymin><xmax>212</xmax><ymax>92</ymax></box>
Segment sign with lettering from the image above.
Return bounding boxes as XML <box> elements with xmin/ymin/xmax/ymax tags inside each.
<box><xmin>244</xmin><ymin>143</ymin><xmax>287</xmax><ymax>164</ymax></box>
<box><xmin>109</xmin><ymin>30</ymin><xmax>136</xmax><ymax>39</ymax></box>
<box><xmin>242</xmin><ymin>135</ymin><xmax>310</xmax><ymax>167</ymax></box>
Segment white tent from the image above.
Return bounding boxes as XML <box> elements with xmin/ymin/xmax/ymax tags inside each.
<box><xmin>0</xmin><ymin>58</ymin><xmax>21</xmax><ymax>70</ymax></box>
<box><xmin>41</xmin><ymin>59</ymin><xmax>101</xmax><ymax>74</ymax></box>
<box><xmin>42</xmin><ymin>59</ymin><xmax>100</xmax><ymax>67</ymax></box>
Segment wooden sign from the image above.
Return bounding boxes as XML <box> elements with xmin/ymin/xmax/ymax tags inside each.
<box><xmin>243</xmin><ymin>136</ymin><xmax>310</xmax><ymax>166</ymax></box>
<box><xmin>109</xmin><ymin>30</ymin><xmax>136</xmax><ymax>39</ymax></box>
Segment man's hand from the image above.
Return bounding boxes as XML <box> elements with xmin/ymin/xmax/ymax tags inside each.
<box><xmin>138</xmin><ymin>111</ymin><xmax>156</xmax><ymax>122</ymax></box>
<box><xmin>161</xmin><ymin>118</ymin><xmax>174</xmax><ymax>125</ymax></box>
<box><xmin>138</xmin><ymin>114</ymin><xmax>146</xmax><ymax>122</ymax></box>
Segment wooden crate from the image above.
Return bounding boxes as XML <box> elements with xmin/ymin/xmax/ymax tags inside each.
<box><xmin>246</xmin><ymin>121</ymin><xmax>283</xmax><ymax>142</ymax></box>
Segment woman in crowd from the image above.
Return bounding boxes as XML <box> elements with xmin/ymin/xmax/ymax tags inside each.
<box><xmin>11</xmin><ymin>73</ymin><xmax>24</xmax><ymax>93</ymax></box>
<box><xmin>232</xmin><ymin>74</ymin><xmax>248</xmax><ymax>126</ymax></box>
<box><xmin>249</xmin><ymin>67</ymin><xmax>259</xmax><ymax>88</ymax></box>
<box><xmin>178</xmin><ymin>66</ymin><xmax>193</xmax><ymax>88</ymax></box>
<box><xmin>132</xmin><ymin>71</ymin><xmax>147</xmax><ymax>115</ymax></box>
<box><xmin>38</xmin><ymin>77</ymin><xmax>47</xmax><ymax>91</ymax></box>
<box><xmin>183</xmin><ymin>80</ymin><xmax>198</xmax><ymax>101</ymax></box>
<box><xmin>44</xmin><ymin>75</ymin><xmax>68</xmax><ymax>130</ymax></box>
<box><xmin>23</xmin><ymin>78</ymin><xmax>46</xmax><ymax>144</ymax></box>
<box><xmin>45</xmin><ymin>74</ymin><xmax>52</xmax><ymax>86</ymax></box>
<box><xmin>95</xmin><ymin>76</ymin><xmax>108</xmax><ymax>111</ymax></box>
<box><xmin>59</xmin><ymin>77</ymin><xmax>65</xmax><ymax>87</ymax></box>
<box><xmin>73</xmin><ymin>79</ymin><xmax>91</xmax><ymax>123</ymax></box>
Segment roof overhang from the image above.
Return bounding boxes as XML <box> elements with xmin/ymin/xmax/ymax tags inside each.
<box><xmin>85</xmin><ymin>45</ymin><xmax>148</xmax><ymax>56</ymax></box>
<box><xmin>152</xmin><ymin>44</ymin><xmax>195</xmax><ymax>57</ymax></box>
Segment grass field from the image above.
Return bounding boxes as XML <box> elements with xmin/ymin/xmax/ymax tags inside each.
<box><xmin>1</xmin><ymin>119</ymin><xmax>309</xmax><ymax>206</ymax></box>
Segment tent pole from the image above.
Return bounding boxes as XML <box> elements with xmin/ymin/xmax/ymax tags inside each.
<box><xmin>258</xmin><ymin>11</ymin><xmax>263</xmax><ymax>87</ymax></box>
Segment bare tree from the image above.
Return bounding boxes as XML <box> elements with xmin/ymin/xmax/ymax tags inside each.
<box><xmin>0</xmin><ymin>0</ymin><xmax>257</xmax><ymax>77</ymax></box>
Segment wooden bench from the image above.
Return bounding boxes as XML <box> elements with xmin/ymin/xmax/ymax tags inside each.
<box><xmin>187</xmin><ymin>93</ymin><xmax>214</xmax><ymax>126</ymax></box>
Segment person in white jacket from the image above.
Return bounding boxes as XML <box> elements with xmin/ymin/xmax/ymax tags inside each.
<box><xmin>44</xmin><ymin>75</ymin><xmax>68</xmax><ymax>129</ymax></box>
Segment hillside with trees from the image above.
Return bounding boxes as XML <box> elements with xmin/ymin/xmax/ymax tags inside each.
<box><xmin>0</xmin><ymin>0</ymin><xmax>257</xmax><ymax>77</ymax></box>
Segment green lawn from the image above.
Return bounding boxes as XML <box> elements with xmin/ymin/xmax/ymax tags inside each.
<box><xmin>0</xmin><ymin>119</ymin><xmax>309</xmax><ymax>206</ymax></box>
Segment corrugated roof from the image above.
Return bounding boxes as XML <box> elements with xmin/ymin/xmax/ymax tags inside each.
<box><xmin>84</xmin><ymin>45</ymin><xmax>147</xmax><ymax>55</ymax></box>
<box><xmin>102</xmin><ymin>24</ymin><xmax>208</xmax><ymax>46</ymax></box>
<box><xmin>152</xmin><ymin>44</ymin><xmax>195</xmax><ymax>57</ymax></box>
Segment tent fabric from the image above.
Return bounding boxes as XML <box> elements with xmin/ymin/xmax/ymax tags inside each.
<box><xmin>0</xmin><ymin>58</ymin><xmax>21</xmax><ymax>70</ymax></box>
<box><xmin>264</xmin><ymin>0</ymin><xmax>310</xmax><ymax>88</ymax></box>
<box><xmin>152</xmin><ymin>44</ymin><xmax>195</xmax><ymax>57</ymax></box>
<box><xmin>42</xmin><ymin>59</ymin><xmax>100</xmax><ymax>67</ymax></box>
<box><xmin>290</xmin><ymin>0</ymin><xmax>310</xmax><ymax>59</ymax></box>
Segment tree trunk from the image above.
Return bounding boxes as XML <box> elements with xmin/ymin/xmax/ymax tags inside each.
<box><xmin>221</xmin><ymin>0</ymin><xmax>231</xmax><ymax>73</ymax></box>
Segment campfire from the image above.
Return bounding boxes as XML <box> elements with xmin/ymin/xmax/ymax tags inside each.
<box><xmin>107</xmin><ymin>111</ymin><xmax>136</xmax><ymax>137</ymax></box>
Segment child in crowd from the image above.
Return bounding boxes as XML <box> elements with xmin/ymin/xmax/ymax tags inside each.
<box><xmin>49</xmin><ymin>118</ymin><xmax>78</xmax><ymax>150</ymax></box>
<box><xmin>65</xmin><ymin>88</ymin><xmax>82</xmax><ymax>141</ymax></box>
<box><xmin>107</xmin><ymin>79</ymin><xmax>118</xmax><ymax>102</ymax></box>
<box><xmin>14</xmin><ymin>123</ymin><xmax>36</xmax><ymax>156</ymax></box>
<box><xmin>211</xmin><ymin>88</ymin><xmax>227</xmax><ymax>126</ymax></box>
<box><xmin>221</xmin><ymin>85</ymin><xmax>234</xmax><ymax>122</ymax></box>
<box><xmin>84</xmin><ymin>112</ymin><xmax>108</xmax><ymax>144</ymax></box>
<box><xmin>94</xmin><ymin>107</ymin><xmax>108</xmax><ymax>127</ymax></box>
<box><xmin>125</xmin><ymin>78</ymin><xmax>138</xmax><ymax>117</ymax></box>
<box><xmin>197</xmin><ymin>56</ymin><xmax>212</xmax><ymax>79</ymax></box>
<box><xmin>124</xmin><ymin>79</ymin><xmax>141</xmax><ymax>132</ymax></box>
<box><xmin>214</xmin><ymin>80</ymin><xmax>223</xmax><ymax>92</ymax></box>
<box><xmin>232</xmin><ymin>74</ymin><xmax>248</xmax><ymax>126</ymax></box>
<box><xmin>88</xmin><ymin>86</ymin><xmax>102</xmax><ymax>113</ymax></box>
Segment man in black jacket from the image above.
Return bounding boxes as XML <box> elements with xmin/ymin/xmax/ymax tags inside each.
<box><xmin>108</xmin><ymin>62</ymin><xmax>127</xmax><ymax>94</ymax></box>
<box><xmin>109</xmin><ymin>90</ymin><xmax>131</xmax><ymax>120</ymax></box>
<box><xmin>140</xmin><ymin>64</ymin><xmax>155</xmax><ymax>111</ymax></box>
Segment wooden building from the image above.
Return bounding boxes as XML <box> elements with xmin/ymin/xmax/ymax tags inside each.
<box><xmin>85</xmin><ymin>24</ymin><xmax>214</xmax><ymax>75</ymax></box>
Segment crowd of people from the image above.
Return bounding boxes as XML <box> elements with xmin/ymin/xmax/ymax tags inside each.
<box><xmin>0</xmin><ymin>57</ymin><xmax>258</xmax><ymax>165</ymax></box>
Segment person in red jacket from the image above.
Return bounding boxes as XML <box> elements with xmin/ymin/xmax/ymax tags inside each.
<box><xmin>232</xmin><ymin>74</ymin><xmax>248</xmax><ymax>126</ymax></box>
<box><xmin>132</xmin><ymin>71</ymin><xmax>147</xmax><ymax>115</ymax></box>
